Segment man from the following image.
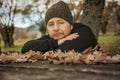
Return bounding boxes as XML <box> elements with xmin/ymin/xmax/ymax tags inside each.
<box><xmin>21</xmin><ymin>1</ymin><xmax>97</xmax><ymax>53</ymax></box>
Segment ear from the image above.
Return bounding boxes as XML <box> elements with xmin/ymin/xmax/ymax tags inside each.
<box><xmin>71</xmin><ymin>25</ymin><xmax>73</xmax><ymax>30</ymax></box>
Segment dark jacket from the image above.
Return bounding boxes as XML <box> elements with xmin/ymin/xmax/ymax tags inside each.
<box><xmin>21</xmin><ymin>23</ymin><xmax>97</xmax><ymax>53</ymax></box>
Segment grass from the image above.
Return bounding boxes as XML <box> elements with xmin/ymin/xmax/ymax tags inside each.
<box><xmin>98</xmin><ymin>35</ymin><xmax>120</xmax><ymax>43</ymax></box>
<box><xmin>98</xmin><ymin>35</ymin><xmax>120</xmax><ymax>55</ymax></box>
<box><xmin>1</xmin><ymin>39</ymin><xmax>30</xmax><ymax>52</ymax></box>
<box><xmin>1</xmin><ymin>35</ymin><xmax>120</xmax><ymax>54</ymax></box>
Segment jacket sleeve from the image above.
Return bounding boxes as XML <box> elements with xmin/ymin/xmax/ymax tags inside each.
<box><xmin>21</xmin><ymin>36</ymin><xmax>58</xmax><ymax>53</ymax></box>
<box><xmin>58</xmin><ymin>24</ymin><xmax>97</xmax><ymax>52</ymax></box>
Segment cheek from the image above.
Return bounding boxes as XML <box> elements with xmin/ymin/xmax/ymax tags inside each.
<box><xmin>62</xmin><ymin>27</ymin><xmax>71</xmax><ymax>35</ymax></box>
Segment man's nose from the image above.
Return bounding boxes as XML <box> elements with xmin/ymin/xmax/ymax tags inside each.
<box><xmin>53</xmin><ymin>24</ymin><xmax>59</xmax><ymax>30</ymax></box>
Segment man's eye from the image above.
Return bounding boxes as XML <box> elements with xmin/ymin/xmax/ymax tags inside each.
<box><xmin>48</xmin><ymin>23</ymin><xmax>53</xmax><ymax>26</ymax></box>
<box><xmin>59</xmin><ymin>21</ymin><xmax>64</xmax><ymax>24</ymax></box>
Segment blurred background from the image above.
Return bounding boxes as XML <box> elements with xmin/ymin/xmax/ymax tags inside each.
<box><xmin>0</xmin><ymin>0</ymin><xmax>120</xmax><ymax>55</ymax></box>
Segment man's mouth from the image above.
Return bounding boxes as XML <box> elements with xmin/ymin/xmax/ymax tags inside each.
<box><xmin>53</xmin><ymin>33</ymin><xmax>63</xmax><ymax>38</ymax></box>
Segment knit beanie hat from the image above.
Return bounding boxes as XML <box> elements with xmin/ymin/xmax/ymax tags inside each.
<box><xmin>45</xmin><ymin>1</ymin><xmax>73</xmax><ymax>25</ymax></box>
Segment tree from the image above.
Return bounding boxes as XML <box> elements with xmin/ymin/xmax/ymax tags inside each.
<box><xmin>21</xmin><ymin>0</ymin><xmax>50</xmax><ymax>37</ymax></box>
<box><xmin>39</xmin><ymin>20</ymin><xmax>46</xmax><ymax>36</ymax></box>
<box><xmin>0</xmin><ymin>0</ymin><xmax>17</xmax><ymax>47</ymax></box>
<box><xmin>102</xmin><ymin>1</ymin><xmax>120</xmax><ymax>35</ymax></box>
<box><xmin>0</xmin><ymin>36</ymin><xmax>1</xmax><ymax>53</ymax></box>
<box><xmin>80</xmin><ymin>0</ymin><xmax>105</xmax><ymax>39</ymax></box>
<box><xmin>0</xmin><ymin>0</ymin><xmax>41</xmax><ymax>47</ymax></box>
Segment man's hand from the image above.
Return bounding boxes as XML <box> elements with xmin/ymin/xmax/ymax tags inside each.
<box><xmin>58</xmin><ymin>33</ymin><xmax>79</xmax><ymax>45</ymax></box>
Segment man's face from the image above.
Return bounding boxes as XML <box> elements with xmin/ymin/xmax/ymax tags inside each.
<box><xmin>47</xmin><ymin>17</ymin><xmax>73</xmax><ymax>40</ymax></box>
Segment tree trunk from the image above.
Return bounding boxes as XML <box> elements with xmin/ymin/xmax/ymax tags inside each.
<box><xmin>0</xmin><ymin>37</ymin><xmax>1</xmax><ymax>53</ymax></box>
<box><xmin>0</xmin><ymin>26</ymin><xmax>14</xmax><ymax>47</ymax></box>
<box><xmin>39</xmin><ymin>21</ymin><xmax>46</xmax><ymax>36</ymax></box>
<box><xmin>80</xmin><ymin>0</ymin><xmax>105</xmax><ymax>39</ymax></box>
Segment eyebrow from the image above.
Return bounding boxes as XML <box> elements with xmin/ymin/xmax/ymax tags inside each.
<box><xmin>48</xmin><ymin>18</ymin><xmax>64</xmax><ymax>24</ymax></box>
<box><xmin>57</xmin><ymin>19</ymin><xmax>63</xmax><ymax>22</ymax></box>
<box><xmin>48</xmin><ymin>20</ymin><xmax>53</xmax><ymax>23</ymax></box>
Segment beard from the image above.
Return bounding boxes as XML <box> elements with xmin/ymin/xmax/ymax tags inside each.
<box><xmin>52</xmin><ymin>33</ymin><xmax>65</xmax><ymax>40</ymax></box>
